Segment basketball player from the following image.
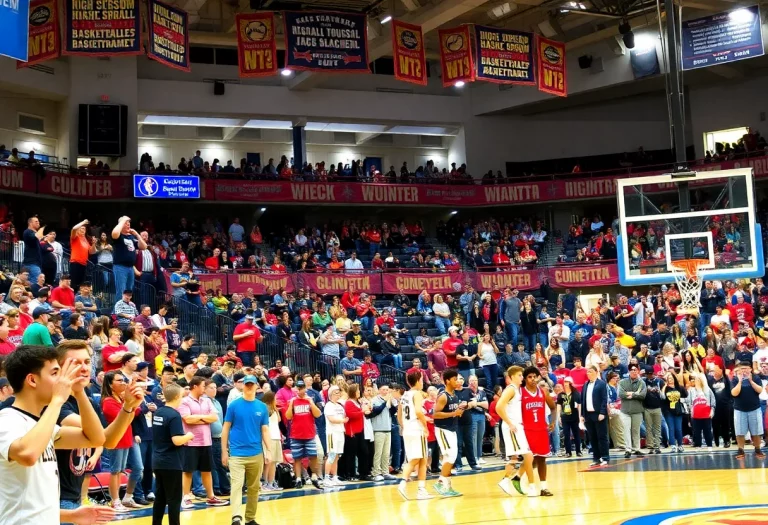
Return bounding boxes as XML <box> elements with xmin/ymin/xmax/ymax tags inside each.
<box><xmin>432</xmin><ymin>368</ymin><xmax>465</xmax><ymax>497</ymax></box>
<box><xmin>495</xmin><ymin>365</ymin><xmax>537</xmax><ymax>497</ymax></box>
<box><xmin>521</xmin><ymin>366</ymin><xmax>556</xmax><ymax>497</ymax></box>
<box><xmin>323</xmin><ymin>386</ymin><xmax>347</xmax><ymax>487</ymax></box>
<box><xmin>397</xmin><ymin>370</ymin><xmax>433</xmax><ymax>500</ymax></box>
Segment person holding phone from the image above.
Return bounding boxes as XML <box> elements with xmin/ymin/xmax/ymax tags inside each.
<box><xmin>730</xmin><ymin>361</ymin><xmax>765</xmax><ymax>459</ymax></box>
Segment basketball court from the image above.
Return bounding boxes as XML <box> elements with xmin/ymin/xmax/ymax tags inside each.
<box><xmin>115</xmin><ymin>451</ymin><xmax>768</xmax><ymax>525</ymax></box>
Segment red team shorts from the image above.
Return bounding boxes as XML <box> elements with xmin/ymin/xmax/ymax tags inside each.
<box><xmin>524</xmin><ymin>429</ymin><xmax>550</xmax><ymax>457</ymax></box>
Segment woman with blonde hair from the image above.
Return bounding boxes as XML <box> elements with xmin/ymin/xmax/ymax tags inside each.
<box><xmin>689</xmin><ymin>372</ymin><xmax>716</xmax><ymax>451</ymax></box>
<box><xmin>261</xmin><ymin>391</ymin><xmax>284</xmax><ymax>492</ymax></box>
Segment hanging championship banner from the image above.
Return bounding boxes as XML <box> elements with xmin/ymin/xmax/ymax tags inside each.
<box><xmin>17</xmin><ymin>0</ymin><xmax>59</xmax><ymax>68</ymax></box>
<box><xmin>438</xmin><ymin>26</ymin><xmax>474</xmax><ymax>87</ymax></box>
<box><xmin>236</xmin><ymin>12</ymin><xmax>278</xmax><ymax>77</ymax></box>
<box><xmin>474</xmin><ymin>25</ymin><xmax>535</xmax><ymax>85</ymax></box>
<box><xmin>283</xmin><ymin>11</ymin><xmax>369</xmax><ymax>72</ymax></box>
<box><xmin>391</xmin><ymin>20</ymin><xmax>427</xmax><ymax>86</ymax></box>
<box><xmin>146</xmin><ymin>0</ymin><xmax>189</xmax><ymax>71</ymax></box>
<box><xmin>63</xmin><ymin>0</ymin><xmax>141</xmax><ymax>56</ymax></box>
<box><xmin>536</xmin><ymin>36</ymin><xmax>566</xmax><ymax>97</ymax></box>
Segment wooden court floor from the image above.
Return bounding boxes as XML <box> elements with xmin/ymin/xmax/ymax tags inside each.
<box><xmin>117</xmin><ymin>451</ymin><xmax>768</xmax><ymax>525</ymax></box>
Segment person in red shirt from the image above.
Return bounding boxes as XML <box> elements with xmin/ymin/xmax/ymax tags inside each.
<box><xmin>232</xmin><ymin>310</ymin><xmax>263</xmax><ymax>367</ymax></box>
<box><xmin>375</xmin><ymin>310</ymin><xmax>394</xmax><ymax>332</ymax></box>
<box><xmin>270</xmin><ymin>256</ymin><xmax>286</xmax><ymax>273</ymax></box>
<box><xmin>730</xmin><ymin>294</ymin><xmax>755</xmax><ymax>326</ymax></box>
<box><xmin>5</xmin><ymin>309</ymin><xmax>24</xmax><ymax>348</ymax></box>
<box><xmin>701</xmin><ymin>347</ymin><xmax>725</xmax><ymax>373</ymax></box>
<box><xmin>205</xmin><ymin>248</ymin><xmax>221</xmax><ymax>271</ymax></box>
<box><xmin>0</xmin><ymin>318</ymin><xmax>14</xmax><ymax>355</ymax></box>
<box><xmin>216</xmin><ymin>346</ymin><xmax>244</xmax><ymax>369</ymax></box>
<box><xmin>50</xmin><ymin>273</ymin><xmax>76</xmax><ymax>310</ymax></box>
<box><xmin>102</xmin><ymin>328</ymin><xmax>130</xmax><ymax>372</ymax></box>
<box><xmin>341</xmin><ymin>383</ymin><xmax>371</xmax><ymax>481</ymax></box>
<box><xmin>568</xmin><ymin>356</ymin><xmax>588</xmax><ymax>392</ymax></box>
<box><xmin>492</xmin><ymin>247</ymin><xmax>510</xmax><ymax>268</ymax></box>
<box><xmin>286</xmin><ymin>380</ymin><xmax>322</xmax><ymax>489</ymax></box>
<box><xmin>442</xmin><ymin>326</ymin><xmax>462</xmax><ymax>369</ymax></box>
<box><xmin>101</xmin><ymin>370</ymin><xmax>143</xmax><ymax>510</ymax></box>
<box><xmin>406</xmin><ymin>357</ymin><xmax>431</xmax><ymax>386</ymax></box>
<box><xmin>341</xmin><ymin>286</ymin><xmax>359</xmax><ymax>318</ymax></box>
<box><xmin>371</xmin><ymin>253</ymin><xmax>385</xmax><ymax>271</ymax></box>
<box><xmin>361</xmin><ymin>353</ymin><xmax>380</xmax><ymax>383</ymax></box>
<box><xmin>520</xmin><ymin>244</ymin><xmax>537</xmax><ymax>264</ymax></box>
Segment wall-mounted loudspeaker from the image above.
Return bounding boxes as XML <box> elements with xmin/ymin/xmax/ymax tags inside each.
<box><xmin>214</xmin><ymin>81</ymin><xmax>225</xmax><ymax>96</ymax></box>
<box><xmin>578</xmin><ymin>55</ymin><xmax>593</xmax><ymax>69</ymax></box>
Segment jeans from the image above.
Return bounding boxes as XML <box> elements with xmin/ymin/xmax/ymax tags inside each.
<box><xmin>26</xmin><ymin>264</ymin><xmax>41</xmax><ymax>285</ymax></box>
<box><xmin>435</xmin><ymin>316</ymin><xmax>451</xmax><ymax>336</ymax></box>
<box><xmin>562</xmin><ymin>419</ymin><xmax>581</xmax><ymax>454</ymax></box>
<box><xmin>391</xmin><ymin>353</ymin><xmax>403</xmax><ymax>369</ymax></box>
<box><xmin>664</xmin><ymin>413</ymin><xmax>684</xmax><ymax>447</ymax></box>
<box><xmin>113</xmin><ymin>263</ymin><xmax>135</xmax><ymax>297</ymax></box>
<box><xmin>192</xmin><ymin>471</ymin><xmax>204</xmax><ymax>495</ymax></box>
<box><xmin>237</xmin><ymin>351</ymin><xmax>256</xmax><ymax>367</ymax></box>
<box><xmin>455</xmin><ymin>424</ymin><xmax>477</xmax><ymax>469</ymax></box>
<box><xmin>127</xmin><ymin>442</ymin><xmax>145</xmax><ymax>498</ymax></box>
<box><xmin>139</xmin><ymin>439</ymin><xmax>155</xmax><ymax>496</ymax></box>
<box><xmin>699</xmin><ymin>313</ymin><xmax>712</xmax><ymax>338</ymax></box>
<box><xmin>211</xmin><ymin>437</ymin><xmax>230</xmax><ymax>493</ymax></box>
<box><xmin>390</xmin><ymin>423</ymin><xmax>404</xmax><ymax>470</ymax></box>
<box><xmin>60</xmin><ymin>498</ymin><xmax>80</xmax><ymax>525</ymax></box>
<box><xmin>504</xmin><ymin>322</ymin><xmax>520</xmax><ymax>347</ymax></box>
<box><xmin>549</xmin><ymin>417</ymin><xmax>560</xmax><ymax>455</ymax></box>
<box><xmin>482</xmin><ymin>364</ymin><xmax>499</xmax><ymax>390</ymax></box>
<box><xmin>471</xmin><ymin>413</ymin><xmax>486</xmax><ymax>460</ymax></box>
<box><xmin>522</xmin><ymin>333</ymin><xmax>536</xmax><ymax>353</ymax></box>
<box><xmin>538</xmin><ymin>333</ymin><xmax>549</xmax><ymax>349</ymax></box>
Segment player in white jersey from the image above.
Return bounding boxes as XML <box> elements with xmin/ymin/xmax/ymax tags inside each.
<box><xmin>396</xmin><ymin>370</ymin><xmax>434</xmax><ymax>500</ymax></box>
<box><xmin>323</xmin><ymin>386</ymin><xmax>348</xmax><ymax>487</ymax></box>
<box><xmin>495</xmin><ymin>365</ymin><xmax>537</xmax><ymax>498</ymax></box>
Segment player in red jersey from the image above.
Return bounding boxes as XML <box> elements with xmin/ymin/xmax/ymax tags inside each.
<box><xmin>520</xmin><ymin>366</ymin><xmax>556</xmax><ymax>496</ymax></box>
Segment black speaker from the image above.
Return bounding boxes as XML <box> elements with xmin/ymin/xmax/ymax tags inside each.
<box><xmin>77</xmin><ymin>104</ymin><xmax>127</xmax><ymax>157</ymax></box>
<box><xmin>214</xmin><ymin>81</ymin><xmax>225</xmax><ymax>96</ymax></box>
<box><xmin>578</xmin><ymin>55</ymin><xmax>593</xmax><ymax>69</ymax></box>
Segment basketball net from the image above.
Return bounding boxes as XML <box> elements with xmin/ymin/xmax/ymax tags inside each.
<box><xmin>670</xmin><ymin>259</ymin><xmax>709</xmax><ymax>315</ymax></box>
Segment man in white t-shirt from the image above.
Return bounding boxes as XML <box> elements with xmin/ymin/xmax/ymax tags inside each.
<box><xmin>344</xmin><ymin>252</ymin><xmax>364</xmax><ymax>272</ymax></box>
<box><xmin>753</xmin><ymin>338</ymin><xmax>768</xmax><ymax>373</ymax></box>
<box><xmin>0</xmin><ymin>345</ymin><xmax>111</xmax><ymax>525</ymax></box>
<box><xmin>710</xmin><ymin>305</ymin><xmax>731</xmax><ymax>330</ymax></box>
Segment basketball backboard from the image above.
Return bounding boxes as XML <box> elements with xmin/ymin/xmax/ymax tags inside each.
<box><xmin>616</xmin><ymin>168</ymin><xmax>764</xmax><ymax>286</ymax></box>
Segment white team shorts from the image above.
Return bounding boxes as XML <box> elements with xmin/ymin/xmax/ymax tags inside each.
<box><xmin>501</xmin><ymin>422</ymin><xmax>531</xmax><ymax>458</ymax></box>
<box><xmin>315</xmin><ymin>434</ymin><xmax>325</xmax><ymax>458</ymax></box>
<box><xmin>326</xmin><ymin>432</ymin><xmax>345</xmax><ymax>455</ymax></box>
<box><xmin>435</xmin><ymin>427</ymin><xmax>458</xmax><ymax>465</ymax></box>
<box><xmin>404</xmin><ymin>434</ymin><xmax>428</xmax><ymax>462</ymax></box>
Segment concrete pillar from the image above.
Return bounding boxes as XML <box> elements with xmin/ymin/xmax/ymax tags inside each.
<box><xmin>292</xmin><ymin>125</ymin><xmax>306</xmax><ymax>169</ymax></box>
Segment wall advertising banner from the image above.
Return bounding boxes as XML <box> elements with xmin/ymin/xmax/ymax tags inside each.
<box><xmin>391</xmin><ymin>20</ymin><xmax>427</xmax><ymax>86</ymax></box>
<box><xmin>283</xmin><ymin>11</ymin><xmax>369</xmax><ymax>72</ymax></box>
<box><xmin>681</xmin><ymin>5</ymin><xmax>764</xmax><ymax>70</ymax></box>
<box><xmin>0</xmin><ymin>0</ymin><xmax>30</xmax><ymax>60</ymax></box>
<box><xmin>63</xmin><ymin>0</ymin><xmax>141</xmax><ymax>56</ymax></box>
<box><xmin>536</xmin><ymin>36</ymin><xmax>566</xmax><ymax>97</ymax></box>
<box><xmin>236</xmin><ymin>12</ymin><xmax>278</xmax><ymax>78</ymax></box>
<box><xmin>474</xmin><ymin>25</ymin><xmax>535</xmax><ymax>85</ymax></box>
<box><xmin>17</xmin><ymin>0</ymin><xmax>58</xmax><ymax>67</ymax></box>
<box><xmin>438</xmin><ymin>26</ymin><xmax>474</xmax><ymax>87</ymax></box>
<box><xmin>146</xmin><ymin>0</ymin><xmax>189</xmax><ymax>72</ymax></box>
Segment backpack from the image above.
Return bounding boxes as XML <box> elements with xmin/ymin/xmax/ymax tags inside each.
<box><xmin>276</xmin><ymin>462</ymin><xmax>295</xmax><ymax>489</ymax></box>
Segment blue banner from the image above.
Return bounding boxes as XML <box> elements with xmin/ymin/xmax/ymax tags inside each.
<box><xmin>0</xmin><ymin>0</ymin><xmax>30</xmax><ymax>61</ymax></box>
<box><xmin>474</xmin><ymin>25</ymin><xmax>535</xmax><ymax>85</ymax></box>
<box><xmin>630</xmin><ymin>47</ymin><xmax>660</xmax><ymax>79</ymax></box>
<box><xmin>682</xmin><ymin>5</ymin><xmax>764</xmax><ymax>70</ymax></box>
<box><xmin>147</xmin><ymin>0</ymin><xmax>189</xmax><ymax>72</ymax></box>
<box><xmin>133</xmin><ymin>174</ymin><xmax>200</xmax><ymax>199</ymax></box>
<box><xmin>282</xmin><ymin>11</ymin><xmax>369</xmax><ymax>72</ymax></box>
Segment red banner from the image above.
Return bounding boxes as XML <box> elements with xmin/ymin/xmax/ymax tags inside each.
<box><xmin>18</xmin><ymin>0</ymin><xmax>60</xmax><ymax>68</ymax></box>
<box><xmin>536</xmin><ymin>36</ymin><xmax>566</xmax><ymax>97</ymax></box>
<box><xmin>299</xmin><ymin>273</ymin><xmax>382</xmax><ymax>296</ymax></box>
<box><xmin>438</xmin><ymin>26</ymin><xmax>474</xmax><ymax>87</ymax></box>
<box><xmin>9</xmin><ymin>155</ymin><xmax>768</xmax><ymax>204</ymax></box>
<box><xmin>392</xmin><ymin>20</ymin><xmax>427</xmax><ymax>86</ymax></box>
<box><xmin>165</xmin><ymin>272</ymin><xmax>295</xmax><ymax>296</ymax></box>
<box><xmin>236</xmin><ymin>12</ymin><xmax>278</xmax><ymax>78</ymax></box>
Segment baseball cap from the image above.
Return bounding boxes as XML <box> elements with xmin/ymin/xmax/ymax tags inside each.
<box><xmin>136</xmin><ymin>362</ymin><xmax>149</xmax><ymax>371</ymax></box>
<box><xmin>243</xmin><ymin>375</ymin><xmax>257</xmax><ymax>384</ymax></box>
<box><xmin>448</xmin><ymin>326</ymin><xmax>458</xmax><ymax>333</ymax></box>
<box><xmin>563</xmin><ymin>376</ymin><xmax>574</xmax><ymax>383</ymax></box>
<box><xmin>32</xmin><ymin>306</ymin><xmax>49</xmax><ymax>319</ymax></box>
<box><xmin>352</xmin><ymin>320</ymin><xmax>361</xmax><ymax>325</ymax></box>
<box><xmin>296</xmin><ymin>379</ymin><xmax>306</xmax><ymax>388</ymax></box>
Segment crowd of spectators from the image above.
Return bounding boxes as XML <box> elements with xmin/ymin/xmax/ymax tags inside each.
<box><xmin>704</xmin><ymin>127</ymin><xmax>768</xmax><ymax>163</ymax></box>
<box><xmin>137</xmin><ymin>152</ymin><xmax>475</xmax><ymax>184</ymax></box>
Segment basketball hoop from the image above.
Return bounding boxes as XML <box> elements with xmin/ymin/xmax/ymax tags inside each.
<box><xmin>670</xmin><ymin>258</ymin><xmax>709</xmax><ymax>315</ymax></box>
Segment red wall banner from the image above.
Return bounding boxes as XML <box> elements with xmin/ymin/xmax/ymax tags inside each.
<box><xmin>6</xmin><ymin>155</ymin><xmax>768</xmax><ymax>203</ymax></box>
<box><xmin>438</xmin><ymin>26</ymin><xmax>474</xmax><ymax>87</ymax></box>
<box><xmin>163</xmin><ymin>266</ymin><xmax>623</xmax><ymax>297</ymax></box>
<box><xmin>536</xmin><ymin>36</ymin><xmax>567</xmax><ymax>97</ymax></box>
<box><xmin>18</xmin><ymin>0</ymin><xmax>60</xmax><ymax>68</ymax></box>
<box><xmin>236</xmin><ymin>12</ymin><xmax>278</xmax><ymax>78</ymax></box>
<box><xmin>392</xmin><ymin>20</ymin><xmax>427</xmax><ymax>86</ymax></box>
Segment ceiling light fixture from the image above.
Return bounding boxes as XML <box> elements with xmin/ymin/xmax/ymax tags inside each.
<box><xmin>455</xmin><ymin>80</ymin><xmax>465</xmax><ymax>88</ymax></box>
<box><xmin>380</xmin><ymin>15</ymin><xmax>392</xmax><ymax>23</ymax></box>
<box><xmin>281</xmin><ymin>69</ymin><xmax>293</xmax><ymax>77</ymax></box>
